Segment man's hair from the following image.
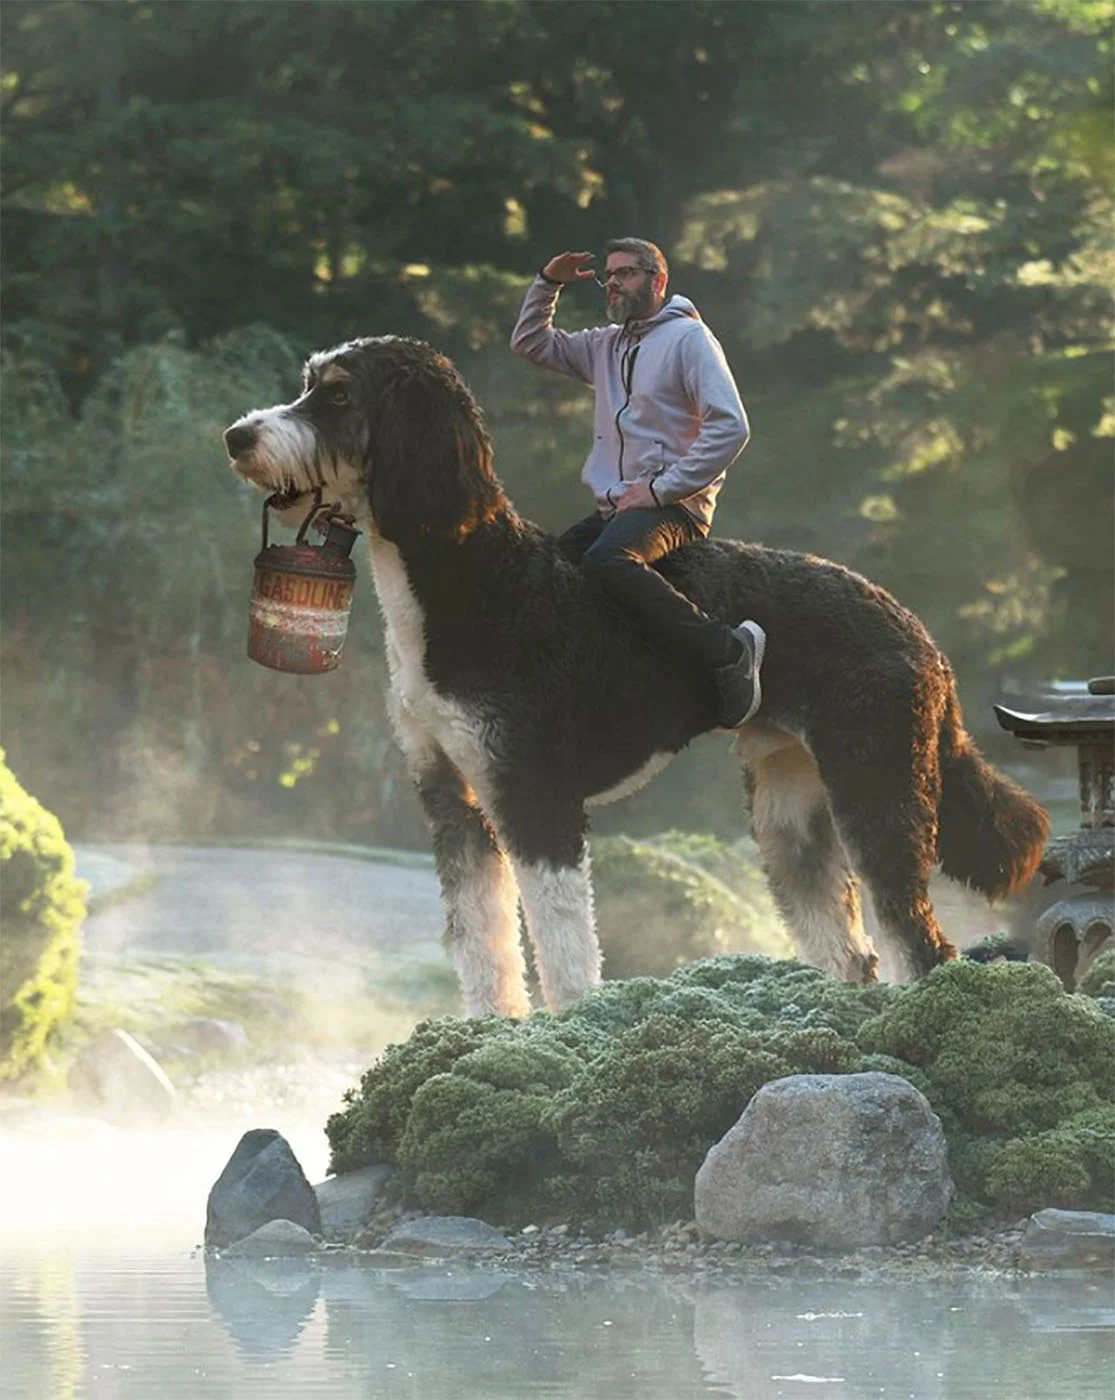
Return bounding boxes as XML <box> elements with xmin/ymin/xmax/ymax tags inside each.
<box><xmin>604</xmin><ymin>237</ymin><xmax>668</xmax><ymax>283</ymax></box>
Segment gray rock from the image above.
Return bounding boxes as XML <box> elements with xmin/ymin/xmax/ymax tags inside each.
<box><xmin>205</xmin><ymin>1129</ymin><xmax>322</xmax><ymax>1248</ymax></box>
<box><xmin>313</xmin><ymin>1164</ymin><xmax>395</xmax><ymax>1243</ymax></box>
<box><xmin>1020</xmin><ymin>1209</ymin><xmax>1115</xmax><ymax>1271</ymax></box>
<box><xmin>222</xmin><ymin>1219</ymin><xmax>319</xmax><ymax>1258</ymax></box>
<box><xmin>169</xmin><ymin>1017</ymin><xmax>250</xmax><ymax>1057</ymax></box>
<box><xmin>68</xmin><ymin>1029</ymin><xmax>176</xmax><ymax>1123</ymax></box>
<box><xmin>695</xmin><ymin>1072</ymin><xmax>952</xmax><ymax>1251</ymax></box>
<box><xmin>382</xmin><ymin>1215</ymin><xmax>512</xmax><ymax>1257</ymax></box>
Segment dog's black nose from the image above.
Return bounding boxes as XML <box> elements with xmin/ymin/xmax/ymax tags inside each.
<box><xmin>224</xmin><ymin>423</ymin><xmax>257</xmax><ymax>458</ymax></box>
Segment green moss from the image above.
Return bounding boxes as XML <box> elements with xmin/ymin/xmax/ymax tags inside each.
<box><xmin>327</xmin><ymin>956</ymin><xmax>1115</xmax><ymax>1232</ymax></box>
<box><xmin>937</xmin><ymin>1193</ymin><xmax>992</xmax><ymax>1236</ymax></box>
<box><xmin>984</xmin><ymin>1106</ymin><xmax>1115</xmax><ymax>1215</ymax></box>
<box><xmin>962</xmin><ymin>932</ymin><xmax>1013</xmax><ymax>960</ymax></box>
<box><xmin>328</xmin><ymin>956</ymin><xmax>883</xmax><ymax>1230</ymax></box>
<box><xmin>551</xmin><ymin>1011</ymin><xmax>865</xmax><ymax>1230</ymax></box>
<box><xmin>0</xmin><ymin>750</ymin><xmax>87</xmax><ymax>1085</ymax></box>
<box><xmin>326</xmin><ymin>1016</ymin><xmax>517</xmax><ymax>1175</ymax></box>
<box><xmin>399</xmin><ymin>1037</ymin><xmax>588</xmax><ymax>1220</ymax></box>
<box><xmin>858</xmin><ymin>960</ymin><xmax>1115</xmax><ymax>1212</ymax></box>
<box><xmin>858</xmin><ymin>961</ymin><xmax>1113</xmax><ymax>1134</ymax></box>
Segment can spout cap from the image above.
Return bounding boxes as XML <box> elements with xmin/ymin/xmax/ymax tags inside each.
<box><xmin>320</xmin><ymin>518</ymin><xmax>359</xmax><ymax>559</ymax></box>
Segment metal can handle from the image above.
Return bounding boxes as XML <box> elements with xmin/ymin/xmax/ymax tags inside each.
<box><xmin>261</xmin><ymin>488</ymin><xmax>324</xmax><ymax>551</ymax></box>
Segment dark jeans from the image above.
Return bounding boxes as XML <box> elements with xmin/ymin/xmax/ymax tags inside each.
<box><xmin>558</xmin><ymin>507</ymin><xmax>739</xmax><ymax>671</ymax></box>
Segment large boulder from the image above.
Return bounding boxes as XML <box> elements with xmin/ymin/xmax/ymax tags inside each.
<box><xmin>695</xmin><ymin>1071</ymin><xmax>952</xmax><ymax>1249</ymax></box>
<box><xmin>381</xmin><ymin>1215</ymin><xmax>511</xmax><ymax>1256</ymax></box>
<box><xmin>206</xmin><ymin>1129</ymin><xmax>322</xmax><ymax>1249</ymax></box>
<box><xmin>1019</xmin><ymin>1209</ymin><xmax>1115</xmax><ymax>1271</ymax></box>
<box><xmin>314</xmin><ymin>1164</ymin><xmax>394</xmax><ymax>1243</ymax></box>
<box><xmin>223</xmin><ymin>1219</ymin><xmax>319</xmax><ymax>1258</ymax></box>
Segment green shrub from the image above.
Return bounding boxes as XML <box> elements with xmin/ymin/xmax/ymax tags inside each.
<box><xmin>983</xmin><ymin>1106</ymin><xmax>1115</xmax><ymax>1215</ymax></box>
<box><xmin>0</xmin><ymin>750</ymin><xmax>87</xmax><ymax>1083</ymax></box>
<box><xmin>398</xmin><ymin>1033</ymin><xmax>590</xmax><ymax>1219</ymax></box>
<box><xmin>1079</xmin><ymin>947</ymin><xmax>1115</xmax><ymax>1000</ymax></box>
<box><xmin>327</xmin><ymin>955</ymin><xmax>888</xmax><ymax>1229</ymax></box>
<box><xmin>590</xmin><ymin>835</ymin><xmax>792</xmax><ymax>979</ymax></box>
<box><xmin>551</xmin><ymin>1013</ymin><xmax>863</xmax><ymax>1230</ymax></box>
<box><xmin>857</xmin><ymin>960</ymin><xmax>1115</xmax><ymax>1212</ymax></box>
<box><xmin>327</xmin><ymin>956</ymin><xmax>1115</xmax><ymax>1232</ymax></box>
<box><xmin>326</xmin><ymin>1016</ymin><xmax>511</xmax><ymax>1175</ymax></box>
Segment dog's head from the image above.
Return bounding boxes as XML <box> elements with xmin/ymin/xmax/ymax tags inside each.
<box><xmin>224</xmin><ymin>336</ymin><xmax>504</xmax><ymax>542</ymax></box>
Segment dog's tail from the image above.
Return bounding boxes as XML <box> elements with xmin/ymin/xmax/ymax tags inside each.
<box><xmin>936</xmin><ymin>680</ymin><xmax>1049</xmax><ymax>900</ymax></box>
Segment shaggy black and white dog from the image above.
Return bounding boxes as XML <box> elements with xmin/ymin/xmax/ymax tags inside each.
<box><xmin>225</xmin><ymin>336</ymin><xmax>1049</xmax><ymax>1016</ymax></box>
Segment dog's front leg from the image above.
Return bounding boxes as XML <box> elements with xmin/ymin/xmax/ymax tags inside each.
<box><xmin>411</xmin><ymin>749</ymin><xmax>531</xmax><ymax>1020</ymax></box>
<box><xmin>496</xmin><ymin>791</ymin><xmax>602</xmax><ymax>1012</ymax></box>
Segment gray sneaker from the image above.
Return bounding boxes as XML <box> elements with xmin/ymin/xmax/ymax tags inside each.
<box><xmin>714</xmin><ymin>620</ymin><xmax>766</xmax><ymax>727</ymax></box>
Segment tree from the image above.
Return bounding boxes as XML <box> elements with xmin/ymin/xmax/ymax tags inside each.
<box><xmin>2</xmin><ymin>0</ymin><xmax>1109</xmax><ymax>842</ymax></box>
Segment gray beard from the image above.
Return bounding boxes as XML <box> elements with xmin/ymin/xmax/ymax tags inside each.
<box><xmin>606</xmin><ymin>286</ymin><xmax>655</xmax><ymax>325</ymax></box>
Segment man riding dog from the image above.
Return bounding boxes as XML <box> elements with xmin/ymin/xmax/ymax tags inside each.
<box><xmin>510</xmin><ymin>237</ymin><xmax>765</xmax><ymax>728</ymax></box>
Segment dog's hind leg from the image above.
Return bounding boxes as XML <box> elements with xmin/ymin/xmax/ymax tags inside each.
<box><xmin>743</xmin><ymin>734</ymin><xmax>879</xmax><ymax>983</ymax></box>
<box><xmin>496</xmin><ymin>794</ymin><xmax>602</xmax><ymax>1013</ymax></box>
<box><xmin>414</xmin><ymin>753</ymin><xmax>531</xmax><ymax>1019</ymax></box>
<box><xmin>810</xmin><ymin>698</ymin><xmax>957</xmax><ymax>979</ymax></box>
<box><xmin>831</xmin><ymin>800</ymin><xmax>955</xmax><ymax>979</ymax></box>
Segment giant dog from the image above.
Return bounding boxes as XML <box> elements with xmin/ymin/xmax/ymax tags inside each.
<box><xmin>225</xmin><ymin>336</ymin><xmax>1048</xmax><ymax>1016</ymax></box>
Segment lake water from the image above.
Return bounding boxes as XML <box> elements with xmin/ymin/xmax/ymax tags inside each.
<box><xmin>2</xmin><ymin>1061</ymin><xmax>1110</xmax><ymax>1399</ymax></box>
<box><xmin>4</xmin><ymin>1247</ymin><xmax>1112</xmax><ymax>1399</ymax></box>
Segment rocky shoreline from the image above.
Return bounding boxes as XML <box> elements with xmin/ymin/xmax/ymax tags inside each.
<box><xmin>338</xmin><ymin>1210</ymin><xmax>1035</xmax><ymax>1283</ymax></box>
<box><xmin>203</xmin><ymin>1120</ymin><xmax>1114</xmax><ymax>1284</ymax></box>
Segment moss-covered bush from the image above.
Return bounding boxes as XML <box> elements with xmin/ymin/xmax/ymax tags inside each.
<box><xmin>0</xmin><ymin>750</ymin><xmax>87</xmax><ymax>1084</ymax></box>
<box><xmin>858</xmin><ymin>960</ymin><xmax>1115</xmax><ymax>1215</ymax></box>
<box><xmin>327</xmin><ymin>956</ymin><xmax>1115</xmax><ymax>1233</ymax></box>
<box><xmin>328</xmin><ymin>956</ymin><xmax>893</xmax><ymax>1229</ymax></box>
<box><xmin>590</xmin><ymin>834</ymin><xmax>792</xmax><ymax>979</ymax></box>
<box><xmin>1079</xmin><ymin>946</ymin><xmax>1115</xmax><ymax>1000</ymax></box>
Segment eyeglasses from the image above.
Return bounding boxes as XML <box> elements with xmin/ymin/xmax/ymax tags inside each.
<box><xmin>593</xmin><ymin>265</ymin><xmax>648</xmax><ymax>287</ymax></box>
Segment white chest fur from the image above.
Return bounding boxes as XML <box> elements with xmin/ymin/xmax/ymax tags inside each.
<box><xmin>366</xmin><ymin>537</ymin><xmax>683</xmax><ymax>814</ymax></box>
<box><xmin>366</xmin><ymin>539</ymin><xmax>494</xmax><ymax>793</ymax></box>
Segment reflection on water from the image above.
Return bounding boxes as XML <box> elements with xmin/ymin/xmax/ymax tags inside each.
<box><xmin>3</xmin><ymin>1251</ymin><xmax>1112</xmax><ymax>1399</ymax></box>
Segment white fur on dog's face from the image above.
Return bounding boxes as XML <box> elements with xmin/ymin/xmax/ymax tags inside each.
<box><xmin>225</xmin><ymin>359</ymin><xmax>370</xmax><ymax>522</ymax></box>
<box><xmin>227</xmin><ymin>403</ymin><xmax>320</xmax><ymax>491</ymax></box>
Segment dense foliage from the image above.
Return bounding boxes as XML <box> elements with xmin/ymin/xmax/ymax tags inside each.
<box><xmin>0</xmin><ymin>749</ymin><xmax>87</xmax><ymax>1083</ymax></box>
<box><xmin>326</xmin><ymin>957</ymin><xmax>1115</xmax><ymax>1232</ymax></box>
<box><xmin>2</xmin><ymin>1</ymin><xmax>1110</xmax><ymax>841</ymax></box>
<box><xmin>858</xmin><ymin>959</ymin><xmax>1115</xmax><ymax>1214</ymax></box>
<box><xmin>1078</xmin><ymin>945</ymin><xmax>1115</xmax><ymax>999</ymax></box>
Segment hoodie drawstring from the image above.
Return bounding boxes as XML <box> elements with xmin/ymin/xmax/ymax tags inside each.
<box><xmin>615</xmin><ymin>342</ymin><xmax>641</xmax><ymax>482</ymax></box>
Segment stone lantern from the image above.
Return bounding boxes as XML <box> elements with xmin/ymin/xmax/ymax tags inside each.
<box><xmin>995</xmin><ymin>677</ymin><xmax>1114</xmax><ymax>988</ymax></box>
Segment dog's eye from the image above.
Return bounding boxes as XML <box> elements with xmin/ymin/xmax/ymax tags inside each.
<box><xmin>330</xmin><ymin>387</ymin><xmax>349</xmax><ymax>406</ymax></box>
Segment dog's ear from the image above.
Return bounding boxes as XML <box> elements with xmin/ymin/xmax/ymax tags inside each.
<box><xmin>362</xmin><ymin>358</ymin><xmax>501</xmax><ymax>542</ymax></box>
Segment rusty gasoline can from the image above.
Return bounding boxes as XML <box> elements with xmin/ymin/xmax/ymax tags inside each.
<box><xmin>248</xmin><ymin>493</ymin><xmax>359</xmax><ymax>674</ymax></box>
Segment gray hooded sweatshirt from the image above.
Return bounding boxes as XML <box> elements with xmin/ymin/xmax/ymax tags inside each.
<box><xmin>510</xmin><ymin>275</ymin><xmax>749</xmax><ymax>529</ymax></box>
